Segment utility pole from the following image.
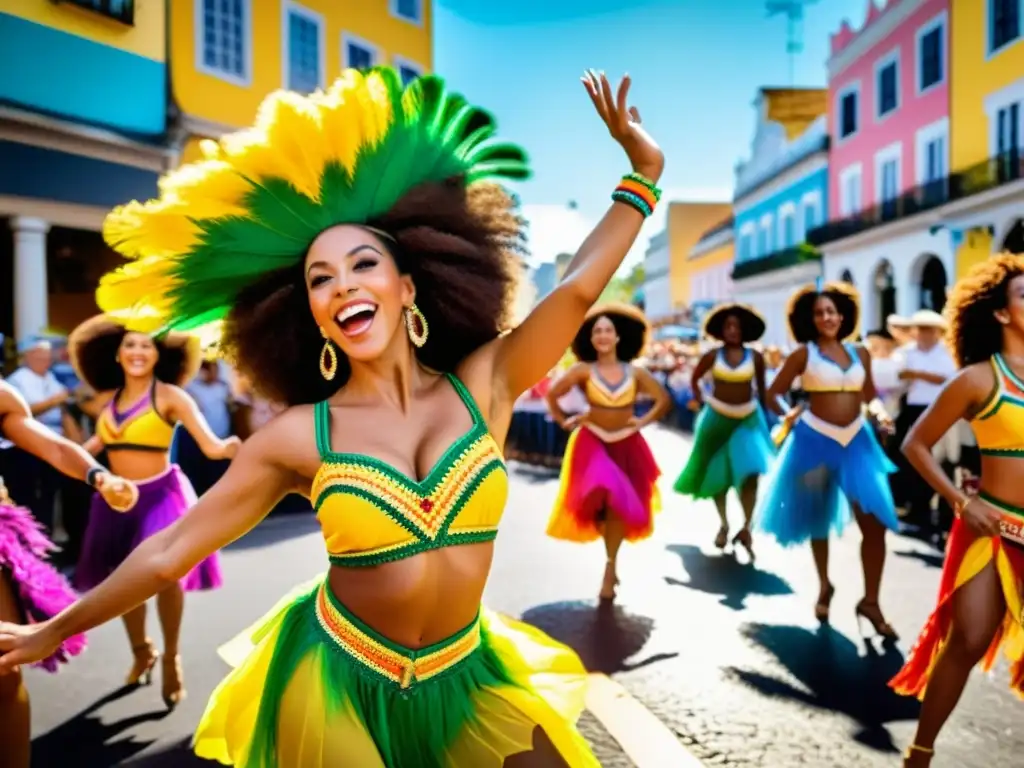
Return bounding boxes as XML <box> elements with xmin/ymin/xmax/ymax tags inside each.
<box><xmin>766</xmin><ymin>0</ymin><xmax>821</xmax><ymax>85</ymax></box>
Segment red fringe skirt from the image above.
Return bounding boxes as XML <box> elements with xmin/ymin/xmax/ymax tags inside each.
<box><xmin>890</xmin><ymin>516</ymin><xmax>1024</xmax><ymax>699</ymax></box>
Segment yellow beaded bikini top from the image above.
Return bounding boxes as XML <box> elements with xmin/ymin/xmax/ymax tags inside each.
<box><xmin>971</xmin><ymin>354</ymin><xmax>1024</xmax><ymax>456</ymax></box>
<box><xmin>311</xmin><ymin>374</ymin><xmax>508</xmax><ymax>567</ymax></box>
<box><xmin>584</xmin><ymin>364</ymin><xmax>637</xmax><ymax>409</ymax></box>
<box><xmin>96</xmin><ymin>382</ymin><xmax>176</xmax><ymax>452</ymax></box>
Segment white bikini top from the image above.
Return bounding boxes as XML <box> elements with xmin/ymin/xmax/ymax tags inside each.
<box><xmin>802</xmin><ymin>342</ymin><xmax>865</xmax><ymax>393</ymax></box>
<box><xmin>711</xmin><ymin>347</ymin><xmax>755</xmax><ymax>385</ymax></box>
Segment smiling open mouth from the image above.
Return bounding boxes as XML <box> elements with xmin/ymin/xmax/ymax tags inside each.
<box><xmin>336</xmin><ymin>302</ymin><xmax>378</xmax><ymax>338</ymax></box>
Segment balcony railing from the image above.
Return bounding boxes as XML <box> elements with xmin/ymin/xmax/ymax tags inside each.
<box><xmin>808</xmin><ymin>152</ymin><xmax>1024</xmax><ymax>246</ymax></box>
<box><xmin>731</xmin><ymin>243</ymin><xmax>822</xmax><ymax>280</ymax></box>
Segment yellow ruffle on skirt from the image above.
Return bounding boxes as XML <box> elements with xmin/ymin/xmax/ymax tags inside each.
<box><xmin>194</xmin><ymin>578</ymin><xmax>600</xmax><ymax>767</ymax></box>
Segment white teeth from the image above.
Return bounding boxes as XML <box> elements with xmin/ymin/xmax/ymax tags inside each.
<box><xmin>336</xmin><ymin>302</ymin><xmax>376</xmax><ymax>323</ymax></box>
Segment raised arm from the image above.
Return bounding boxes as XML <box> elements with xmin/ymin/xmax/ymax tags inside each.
<box><xmin>489</xmin><ymin>71</ymin><xmax>664</xmax><ymax>402</ymax></box>
<box><xmin>631</xmin><ymin>366</ymin><xmax>671</xmax><ymax>427</ymax></box>
<box><xmin>0</xmin><ymin>412</ymin><xmax>305</xmax><ymax>670</ymax></box>
<box><xmin>545</xmin><ymin>364</ymin><xmax>589</xmax><ymax>429</ymax></box>
<box><xmin>160</xmin><ymin>383</ymin><xmax>240</xmax><ymax>460</ymax></box>
<box><xmin>765</xmin><ymin>346</ymin><xmax>808</xmax><ymax>415</ymax></box>
<box><xmin>689</xmin><ymin>350</ymin><xmax>716</xmax><ymax>408</ymax></box>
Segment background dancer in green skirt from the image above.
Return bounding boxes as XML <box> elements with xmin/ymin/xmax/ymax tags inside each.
<box><xmin>674</xmin><ymin>304</ymin><xmax>775</xmax><ymax>561</ymax></box>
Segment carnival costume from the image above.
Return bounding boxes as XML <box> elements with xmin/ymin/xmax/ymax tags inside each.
<box><xmin>674</xmin><ymin>303</ymin><xmax>774</xmax><ymax>500</ymax></box>
<box><xmin>0</xmin><ymin>477</ymin><xmax>85</xmax><ymax>672</ymax></box>
<box><xmin>547</xmin><ymin>303</ymin><xmax>661</xmax><ymax>544</ymax></box>
<box><xmin>68</xmin><ymin>316</ymin><xmax>222</xmax><ymax>592</ymax></box>
<box><xmin>756</xmin><ymin>341</ymin><xmax>900</xmax><ymax>545</ymax></box>
<box><xmin>891</xmin><ymin>353</ymin><xmax>1024</xmax><ymax>699</ymax></box>
<box><xmin>96</xmin><ymin>67</ymin><xmax>599</xmax><ymax>767</ymax></box>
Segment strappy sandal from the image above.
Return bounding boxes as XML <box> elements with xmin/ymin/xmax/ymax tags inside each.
<box><xmin>903</xmin><ymin>744</ymin><xmax>933</xmax><ymax>766</ymax></box>
<box><xmin>856</xmin><ymin>599</ymin><xmax>899</xmax><ymax>640</ymax></box>
<box><xmin>126</xmin><ymin>639</ymin><xmax>159</xmax><ymax>686</ymax></box>
<box><xmin>815</xmin><ymin>584</ymin><xmax>835</xmax><ymax>622</ymax></box>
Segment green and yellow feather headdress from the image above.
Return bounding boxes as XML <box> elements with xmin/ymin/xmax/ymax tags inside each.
<box><xmin>98</xmin><ymin>67</ymin><xmax>530</xmax><ymax>334</ymax></box>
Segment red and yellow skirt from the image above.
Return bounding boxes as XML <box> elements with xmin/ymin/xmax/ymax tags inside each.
<box><xmin>890</xmin><ymin>494</ymin><xmax>1024</xmax><ymax>699</ymax></box>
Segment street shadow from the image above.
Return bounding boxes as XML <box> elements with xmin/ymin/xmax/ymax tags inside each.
<box><xmin>726</xmin><ymin>622</ymin><xmax>918</xmax><ymax>754</ymax></box>
<box><xmin>121</xmin><ymin>737</ymin><xmax>217</xmax><ymax>766</ymax></box>
<box><xmin>664</xmin><ymin>544</ymin><xmax>794</xmax><ymax>610</ymax></box>
<box><xmin>521</xmin><ymin>600</ymin><xmax>677</xmax><ymax>675</ymax></box>
<box><xmin>225</xmin><ymin>508</ymin><xmax>320</xmax><ymax>551</ymax></box>
<box><xmin>892</xmin><ymin>547</ymin><xmax>945</xmax><ymax>569</ymax></box>
<box><xmin>31</xmin><ymin>686</ymin><xmax>171</xmax><ymax>767</ymax></box>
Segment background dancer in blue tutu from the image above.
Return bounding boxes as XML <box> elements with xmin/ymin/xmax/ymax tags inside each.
<box><xmin>674</xmin><ymin>304</ymin><xmax>775</xmax><ymax>561</ymax></box>
<box><xmin>757</xmin><ymin>282</ymin><xmax>900</xmax><ymax>638</ymax></box>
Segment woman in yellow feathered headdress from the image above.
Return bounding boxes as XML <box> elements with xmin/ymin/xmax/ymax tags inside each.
<box><xmin>0</xmin><ymin>68</ymin><xmax>664</xmax><ymax>767</ymax></box>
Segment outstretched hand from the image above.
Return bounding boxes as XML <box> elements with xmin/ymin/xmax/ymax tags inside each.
<box><xmin>582</xmin><ymin>70</ymin><xmax>664</xmax><ymax>183</ymax></box>
<box><xmin>0</xmin><ymin>620</ymin><xmax>62</xmax><ymax>674</ymax></box>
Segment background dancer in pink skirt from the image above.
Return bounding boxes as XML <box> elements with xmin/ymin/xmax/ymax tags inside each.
<box><xmin>545</xmin><ymin>303</ymin><xmax>671</xmax><ymax>599</ymax></box>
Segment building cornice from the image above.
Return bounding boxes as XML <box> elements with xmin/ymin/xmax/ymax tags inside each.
<box><xmin>734</xmin><ymin>151</ymin><xmax>828</xmax><ymax>213</ymax></box>
<box><xmin>828</xmin><ymin>0</ymin><xmax>926</xmax><ymax>80</ymax></box>
<box><xmin>180</xmin><ymin>113</ymin><xmax>241</xmax><ymax>140</ymax></box>
<box><xmin>0</xmin><ymin>195</ymin><xmax>108</xmax><ymax>232</ymax></box>
<box><xmin>0</xmin><ymin>106</ymin><xmax>173</xmax><ymax>172</ymax></box>
<box><xmin>689</xmin><ymin>227</ymin><xmax>734</xmax><ymax>260</ymax></box>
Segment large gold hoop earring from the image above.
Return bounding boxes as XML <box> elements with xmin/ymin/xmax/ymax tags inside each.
<box><xmin>319</xmin><ymin>327</ymin><xmax>338</xmax><ymax>380</ymax></box>
<box><xmin>405</xmin><ymin>304</ymin><xmax>429</xmax><ymax>348</ymax></box>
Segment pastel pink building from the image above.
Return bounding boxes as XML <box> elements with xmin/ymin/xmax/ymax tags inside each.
<box><xmin>826</xmin><ymin>0</ymin><xmax>950</xmax><ymax>221</ymax></box>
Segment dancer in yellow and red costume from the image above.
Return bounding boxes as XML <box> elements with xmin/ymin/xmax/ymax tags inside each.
<box><xmin>891</xmin><ymin>254</ymin><xmax>1024</xmax><ymax>767</ymax></box>
<box><xmin>544</xmin><ymin>303</ymin><xmax>671</xmax><ymax>600</ymax></box>
<box><xmin>0</xmin><ymin>66</ymin><xmax>664</xmax><ymax>768</ymax></box>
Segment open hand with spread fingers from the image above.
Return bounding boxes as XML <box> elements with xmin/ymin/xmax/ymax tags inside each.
<box><xmin>582</xmin><ymin>70</ymin><xmax>664</xmax><ymax>183</ymax></box>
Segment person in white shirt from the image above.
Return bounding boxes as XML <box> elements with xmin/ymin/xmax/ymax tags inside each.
<box><xmin>893</xmin><ymin>310</ymin><xmax>958</xmax><ymax>532</ymax></box>
<box><xmin>3</xmin><ymin>338</ymin><xmax>70</xmax><ymax>535</ymax></box>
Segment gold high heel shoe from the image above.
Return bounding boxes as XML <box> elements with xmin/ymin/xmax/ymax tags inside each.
<box><xmin>161</xmin><ymin>654</ymin><xmax>187</xmax><ymax>710</ymax></box>
<box><xmin>903</xmin><ymin>744</ymin><xmax>933</xmax><ymax>766</ymax></box>
<box><xmin>126</xmin><ymin>640</ymin><xmax>159</xmax><ymax>686</ymax></box>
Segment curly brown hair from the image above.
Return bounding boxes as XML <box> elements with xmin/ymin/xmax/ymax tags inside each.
<box><xmin>69</xmin><ymin>316</ymin><xmax>202</xmax><ymax>392</ymax></box>
<box><xmin>571</xmin><ymin>303</ymin><xmax>650</xmax><ymax>363</ymax></box>
<box><xmin>945</xmin><ymin>253</ymin><xmax>1024</xmax><ymax>367</ymax></box>
<box><xmin>219</xmin><ymin>179</ymin><xmax>525</xmax><ymax>405</ymax></box>
<box><xmin>786</xmin><ymin>281</ymin><xmax>860</xmax><ymax>344</ymax></box>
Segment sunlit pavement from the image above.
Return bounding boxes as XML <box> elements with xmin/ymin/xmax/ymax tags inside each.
<box><xmin>26</xmin><ymin>424</ymin><xmax>1021</xmax><ymax>767</ymax></box>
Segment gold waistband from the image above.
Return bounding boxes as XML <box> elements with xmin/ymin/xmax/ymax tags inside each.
<box><xmin>313</xmin><ymin>584</ymin><xmax>482</xmax><ymax>689</ymax></box>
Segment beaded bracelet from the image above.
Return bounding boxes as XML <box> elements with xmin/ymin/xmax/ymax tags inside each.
<box><xmin>612</xmin><ymin>172</ymin><xmax>662</xmax><ymax>218</ymax></box>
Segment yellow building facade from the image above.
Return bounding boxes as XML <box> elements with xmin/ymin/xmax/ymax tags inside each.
<box><xmin>946</xmin><ymin>0</ymin><xmax>1024</xmax><ymax>265</ymax></box>
<box><xmin>172</xmin><ymin>0</ymin><xmax>433</xmax><ymax>164</ymax></box>
<box><xmin>949</xmin><ymin>0</ymin><xmax>1024</xmax><ymax>171</ymax></box>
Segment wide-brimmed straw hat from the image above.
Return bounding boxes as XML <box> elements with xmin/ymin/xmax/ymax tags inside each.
<box><xmin>909</xmin><ymin>309</ymin><xmax>947</xmax><ymax>329</ymax></box>
<box><xmin>886</xmin><ymin>314</ymin><xmax>911</xmax><ymax>328</ymax></box>
<box><xmin>69</xmin><ymin>314</ymin><xmax>203</xmax><ymax>392</ymax></box>
<box><xmin>702</xmin><ymin>303</ymin><xmax>766</xmax><ymax>343</ymax></box>
<box><xmin>571</xmin><ymin>302</ymin><xmax>651</xmax><ymax>363</ymax></box>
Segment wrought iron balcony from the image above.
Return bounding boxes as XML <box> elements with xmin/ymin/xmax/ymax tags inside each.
<box><xmin>731</xmin><ymin>243</ymin><xmax>822</xmax><ymax>280</ymax></box>
<box><xmin>807</xmin><ymin>151</ymin><xmax>1024</xmax><ymax>247</ymax></box>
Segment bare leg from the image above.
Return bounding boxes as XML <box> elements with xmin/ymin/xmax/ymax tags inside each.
<box><xmin>713</xmin><ymin>493</ymin><xmax>729</xmax><ymax>548</ymax></box>
<box><xmin>853</xmin><ymin>507</ymin><xmax>897</xmax><ymax>639</ymax></box>
<box><xmin>811</xmin><ymin>539</ymin><xmax>833</xmax><ymax>621</ymax></box>
<box><xmin>601</xmin><ymin>514</ymin><xmax>626</xmax><ymax>599</ymax></box>
<box><xmin>904</xmin><ymin>561</ymin><xmax>1006</xmax><ymax>766</ymax></box>
<box><xmin>122</xmin><ymin>602</ymin><xmax>159</xmax><ymax>685</ymax></box>
<box><xmin>0</xmin><ymin>573</ymin><xmax>30</xmax><ymax>768</ymax></box>
<box><xmin>733</xmin><ymin>477</ymin><xmax>757</xmax><ymax>560</ymax></box>
<box><xmin>156</xmin><ymin>583</ymin><xmax>186</xmax><ymax>707</ymax></box>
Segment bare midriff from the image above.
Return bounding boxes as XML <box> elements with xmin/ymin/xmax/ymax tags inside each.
<box><xmin>806</xmin><ymin>391</ymin><xmax>864</xmax><ymax>428</ymax></box>
<box><xmin>105</xmin><ymin>450</ymin><xmax>172</xmax><ymax>482</ymax></box>
<box><xmin>327</xmin><ymin>540</ymin><xmax>495</xmax><ymax>648</ymax></box>
<box><xmin>713</xmin><ymin>378</ymin><xmax>754</xmax><ymax>406</ymax></box>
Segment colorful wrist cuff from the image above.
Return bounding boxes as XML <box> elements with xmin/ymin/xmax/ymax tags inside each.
<box><xmin>612</xmin><ymin>173</ymin><xmax>662</xmax><ymax>218</ymax></box>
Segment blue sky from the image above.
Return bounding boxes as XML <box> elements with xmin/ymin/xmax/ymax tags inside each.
<box><xmin>435</xmin><ymin>0</ymin><xmax>868</xmax><ymax>267</ymax></box>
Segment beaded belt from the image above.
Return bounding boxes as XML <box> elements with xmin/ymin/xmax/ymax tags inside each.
<box><xmin>313</xmin><ymin>583</ymin><xmax>481</xmax><ymax>690</ymax></box>
<box><xmin>978</xmin><ymin>491</ymin><xmax>1024</xmax><ymax>548</ymax></box>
